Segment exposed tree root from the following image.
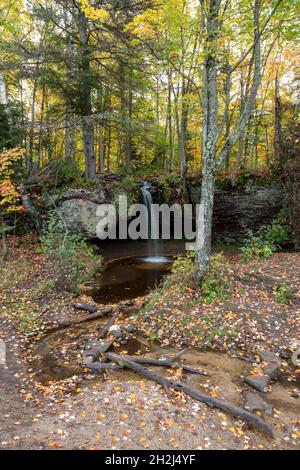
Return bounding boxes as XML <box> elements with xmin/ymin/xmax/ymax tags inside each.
<box><xmin>58</xmin><ymin>308</ymin><xmax>112</xmax><ymax>327</ymax></box>
<box><xmin>104</xmin><ymin>352</ymin><xmax>274</xmax><ymax>438</ymax></box>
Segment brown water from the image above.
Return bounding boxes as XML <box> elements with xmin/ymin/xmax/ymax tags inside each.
<box><xmin>85</xmin><ymin>256</ymin><xmax>173</xmax><ymax>304</ymax></box>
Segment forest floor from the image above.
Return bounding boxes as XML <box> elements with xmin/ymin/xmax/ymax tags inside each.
<box><xmin>0</xmin><ymin>237</ymin><xmax>299</xmax><ymax>450</ymax></box>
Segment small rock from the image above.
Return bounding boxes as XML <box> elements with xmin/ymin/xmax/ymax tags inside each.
<box><xmin>279</xmin><ymin>349</ymin><xmax>290</xmax><ymax>360</ymax></box>
<box><xmin>244</xmin><ymin>392</ymin><xmax>272</xmax><ymax>415</ymax></box>
<box><xmin>0</xmin><ymin>339</ymin><xmax>6</xmax><ymax>366</ymax></box>
<box><xmin>83</xmin><ymin>349</ymin><xmax>100</xmax><ymax>360</ymax></box>
<box><xmin>74</xmin><ymin>303</ymin><xmax>97</xmax><ymax>314</ymax></box>
<box><xmin>108</xmin><ymin>325</ymin><xmax>126</xmax><ymax>340</ymax></box>
<box><xmin>245</xmin><ymin>375</ymin><xmax>270</xmax><ymax>393</ymax></box>
<box><xmin>290</xmin><ymin>389</ymin><xmax>300</xmax><ymax>399</ymax></box>
<box><xmin>83</xmin><ymin>340</ymin><xmax>113</xmax><ymax>360</ymax></box>
<box><xmin>97</xmin><ymin>340</ymin><xmax>113</xmax><ymax>353</ymax></box>
<box><xmin>84</xmin><ymin>340</ymin><xmax>102</xmax><ymax>350</ymax></box>
<box><xmin>264</xmin><ymin>363</ymin><xmax>281</xmax><ymax>380</ymax></box>
<box><xmin>82</xmin><ymin>356</ymin><xmax>94</xmax><ymax>366</ymax></box>
<box><xmin>259</xmin><ymin>350</ymin><xmax>280</xmax><ymax>365</ymax></box>
<box><xmin>122</xmin><ymin>323</ymin><xmax>137</xmax><ymax>334</ymax></box>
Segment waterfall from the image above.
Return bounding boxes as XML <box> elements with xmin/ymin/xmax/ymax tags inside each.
<box><xmin>141</xmin><ymin>182</ymin><xmax>166</xmax><ymax>262</ymax></box>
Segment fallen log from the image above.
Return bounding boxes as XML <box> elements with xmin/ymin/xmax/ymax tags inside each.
<box><xmin>74</xmin><ymin>302</ymin><xmax>98</xmax><ymax>314</ymax></box>
<box><xmin>58</xmin><ymin>308</ymin><xmax>112</xmax><ymax>327</ymax></box>
<box><xmin>105</xmin><ymin>352</ymin><xmax>274</xmax><ymax>438</ymax></box>
<box><xmin>122</xmin><ymin>355</ymin><xmax>208</xmax><ymax>376</ymax></box>
<box><xmin>86</xmin><ymin>362</ymin><xmax>121</xmax><ymax>372</ymax></box>
<box><xmin>57</xmin><ymin>192</ymin><xmax>106</xmax><ymax>205</ymax></box>
<box><xmin>98</xmin><ymin>307</ymin><xmax>122</xmax><ymax>339</ymax></box>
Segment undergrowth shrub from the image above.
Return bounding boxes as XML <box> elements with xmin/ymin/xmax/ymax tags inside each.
<box><xmin>164</xmin><ymin>252</ymin><xmax>232</xmax><ymax>304</ymax></box>
<box><xmin>275</xmin><ymin>283</ymin><xmax>293</xmax><ymax>305</ymax></box>
<box><xmin>200</xmin><ymin>253</ymin><xmax>233</xmax><ymax>303</ymax></box>
<box><xmin>40</xmin><ymin>214</ymin><xmax>103</xmax><ymax>293</ymax></box>
<box><xmin>240</xmin><ymin>214</ymin><xmax>289</xmax><ymax>262</ymax></box>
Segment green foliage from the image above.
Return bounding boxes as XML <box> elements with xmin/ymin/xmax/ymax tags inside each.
<box><xmin>240</xmin><ymin>229</ymin><xmax>273</xmax><ymax>262</ymax></box>
<box><xmin>275</xmin><ymin>283</ymin><xmax>292</xmax><ymax>305</ymax></box>
<box><xmin>201</xmin><ymin>253</ymin><xmax>233</xmax><ymax>304</ymax></box>
<box><xmin>32</xmin><ymin>279</ymin><xmax>56</xmax><ymax>297</ymax></box>
<box><xmin>122</xmin><ymin>176</ymin><xmax>136</xmax><ymax>191</ymax></box>
<box><xmin>171</xmin><ymin>251</ymin><xmax>195</xmax><ymax>276</ymax></box>
<box><xmin>56</xmin><ymin>159</ymin><xmax>83</xmax><ymax>187</ymax></box>
<box><xmin>158</xmin><ymin>175</ymin><xmax>181</xmax><ymax>201</ymax></box>
<box><xmin>0</xmin><ymin>105</ymin><xmax>11</xmax><ymax>151</ymax></box>
<box><xmin>240</xmin><ymin>215</ymin><xmax>289</xmax><ymax>262</ymax></box>
<box><xmin>168</xmin><ymin>252</ymin><xmax>232</xmax><ymax>304</ymax></box>
<box><xmin>111</xmin><ymin>178</ymin><xmax>140</xmax><ymax>207</ymax></box>
<box><xmin>40</xmin><ymin>214</ymin><xmax>103</xmax><ymax>292</ymax></box>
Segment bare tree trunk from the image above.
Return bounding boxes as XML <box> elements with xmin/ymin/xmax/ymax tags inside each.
<box><xmin>64</xmin><ymin>6</ymin><xmax>76</xmax><ymax>161</ymax></box>
<box><xmin>97</xmin><ymin>87</ymin><xmax>105</xmax><ymax>173</ymax></box>
<box><xmin>167</xmin><ymin>71</ymin><xmax>174</xmax><ymax>171</ymax></box>
<box><xmin>29</xmin><ymin>73</ymin><xmax>39</xmax><ymax>168</ymax></box>
<box><xmin>1</xmin><ymin>232</ymin><xmax>8</xmax><ymax>262</ymax></box>
<box><xmin>0</xmin><ymin>74</ymin><xmax>12</xmax><ymax>127</ymax></box>
<box><xmin>232</xmin><ymin>72</ymin><xmax>245</xmax><ymax>184</ymax></box>
<box><xmin>274</xmin><ymin>71</ymin><xmax>284</xmax><ymax>169</ymax></box>
<box><xmin>119</xmin><ymin>62</ymin><xmax>132</xmax><ymax>174</ymax></box>
<box><xmin>224</xmin><ymin>113</ymin><xmax>231</xmax><ymax>172</ymax></box>
<box><xmin>37</xmin><ymin>85</ymin><xmax>45</xmax><ymax>169</ymax></box>
<box><xmin>99</xmin><ymin>123</ymin><xmax>104</xmax><ymax>173</ymax></box>
<box><xmin>78</xmin><ymin>10</ymin><xmax>96</xmax><ymax>179</ymax></box>
<box><xmin>231</xmin><ymin>133</ymin><xmax>244</xmax><ymax>186</ymax></box>
<box><xmin>195</xmin><ymin>0</ymin><xmax>220</xmax><ymax>283</ymax></box>
<box><xmin>125</xmin><ymin>84</ymin><xmax>132</xmax><ymax>174</ymax></box>
<box><xmin>195</xmin><ymin>0</ymin><xmax>263</xmax><ymax>283</ymax></box>
<box><xmin>254</xmin><ymin>107</ymin><xmax>259</xmax><ymax>171</ymax></box>
<box><xmin>265</xmin><ymin>125</ymin><xmax>270</xmax><ymax>166</ymax></box>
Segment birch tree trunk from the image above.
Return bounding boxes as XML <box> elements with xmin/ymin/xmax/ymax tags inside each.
<box><xmin>195</xmin><ymin>0</ymin><xmax>220</xmax><ymax>284</ymax></box>
<box><xmin>195</xmin><ymin>0</ymin><xmax>263</xmax><ymax>283</ymax></box>
<box><xmin>0</xmin><ymin>74</ymin><xmax>12</xmax><ymax>127</ymax></box>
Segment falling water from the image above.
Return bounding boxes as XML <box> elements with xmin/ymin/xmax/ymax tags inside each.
<box><xmin>141</xmin><ymin>182</ymin><xmax>168</xmax><ymax>263</ymax></box>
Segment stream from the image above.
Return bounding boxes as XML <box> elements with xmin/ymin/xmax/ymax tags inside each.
<box><xmin>27</xmin><ymin>185</ymin><xmax>299</xmax><ymax>438</ymax></box>
<box><xmin>85</xmin><ymin>255</ymin><xmax>173</xmax><ymax>304</ymax></box>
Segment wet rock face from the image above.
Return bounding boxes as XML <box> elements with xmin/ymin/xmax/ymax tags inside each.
<box><xmin>57</xmin><ymin>199</ymin><xmax>101</xmax><ymax>239</ymax></box>
<box><xmin>188</xmin><ymin>181</ymin><xmax>286</xmax><ymax>242</ymax></box>
<box><xmin>53</xmin><ymin>189</ymin><xmax>108</xmax><ymax>239</ymax></box>
<box><xmin>54</xmin><ymin>182</ymin><xmax>285</xmax><ymax>242</ymax></box>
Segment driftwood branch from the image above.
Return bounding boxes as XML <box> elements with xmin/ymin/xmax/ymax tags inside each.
<box><xmin>56</xmin><ymin>193</ymin><xmax>106</xmax><ymax>206</ymax></box>
<box><xmin>121</xmin><ymin>355</ymin><xmax>208</xmax><ymax>376</ymax></box>
<box><xmin>86</xmin><ymin>362</ymin><xmax>121</xmax><ymax>372</ymax></box>
<box><xmin>105</xmin><ymin>352</ymin><xmax>274</xmax><ymax>438</ymax></box>
<box><xmin>98</xmin><ymin>307</ymin><xmax>122</xmax><ymax>339</ymax></box>
<box><xmin>58</xmin><ymin>308</ymin><xmax>112</xmax><ymax>327</ymax></box>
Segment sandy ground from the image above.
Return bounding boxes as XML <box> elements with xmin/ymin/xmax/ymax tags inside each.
<box><xmin>1</xmin><ymin>336</ymin><xmax>299</xmax><ymax>450</ymax></box>
<box><xmin>0</xmin><ymin>250</ymin><xmax>299</xmax><ymax>450</ymax></box>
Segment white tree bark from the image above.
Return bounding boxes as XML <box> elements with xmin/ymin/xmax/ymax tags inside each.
<box><xmin>195</xmin><ymin>0</ymin><xmax>263</xmax><ymax>282</ymax></box>
<box><xmin>0</xmin><ymin>74</ymin><xmax>12</xmax><ymax>127</ymax></box>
